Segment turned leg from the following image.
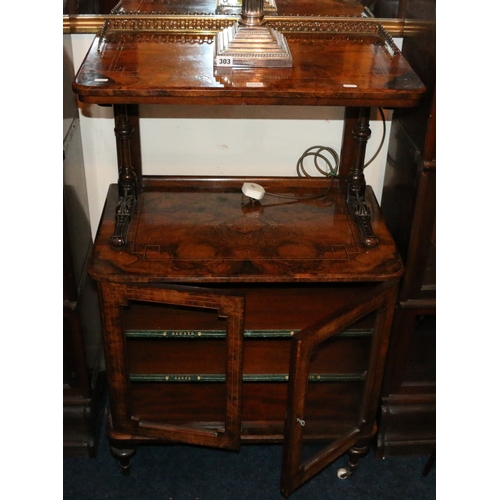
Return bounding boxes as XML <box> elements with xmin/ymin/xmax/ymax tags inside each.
<box><xmin>111</xmin><ymin>104</ymin><xmax>138</xmax><ymax>247</ymax></box>
<box><xmin>337</xmin><ymin>441</ymin><xmax>371</xmax><ymax>479</ymax></box>
<box><xmin>345</xmin><ymin>107</ymin><xmax>379</xmax><ymax>248</ymax></box>
<box><xmin>110</xmin><ymin>444</ymin><xmax>137</xmax><ymax>475</ymax></box>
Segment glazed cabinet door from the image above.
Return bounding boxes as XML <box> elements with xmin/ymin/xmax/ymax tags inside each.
<box><xmin>281</xmin><ymin>281</ymin><xmax>398</xmax><ymax>497</ymax></box>
<box><xmin>99</xmin><ymin>282</ymin><xmax>245</xmax><ymax>450</ymax></box>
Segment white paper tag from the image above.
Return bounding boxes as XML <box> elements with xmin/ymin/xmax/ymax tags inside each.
<box><xmin>215</xmin><ymin>56</ymin><xmax>233</xmax><ymax>67</ymax></box>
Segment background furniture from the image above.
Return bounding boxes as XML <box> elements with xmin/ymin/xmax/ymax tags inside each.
<box><xmin>376</xmin><ymin>0</ymin><xmax>436</xmax><ymax>458</ymax></box>
<box><xmin>64</xmin><ymin>33</ymin><xmax>106</xmax><ymax>457</ymax></box>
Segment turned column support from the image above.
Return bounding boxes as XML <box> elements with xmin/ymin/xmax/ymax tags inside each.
<box><xmin>346</xmin><ymin>107</ymin><xmax>379</xmax><ymax>248</ymax></box>
<box><xmin>111</xmin><ymin>104</ymin><xmax>138</xmax><ymax>247</ymax></box>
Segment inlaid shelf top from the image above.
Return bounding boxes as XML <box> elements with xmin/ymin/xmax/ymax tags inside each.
<box><xmin>73</xmin><ymin>17</ymin><xmax>425</xmax><ymax>106</ymax></box>
<box><xmin>90</xmin><ymin>179</ymin><xmax>404</xmax><ymax>282</ymax></box>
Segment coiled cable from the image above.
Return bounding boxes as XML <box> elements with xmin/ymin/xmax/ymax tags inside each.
<box><xmin>251</xmin><ymin>107</ymin><xmax>386</xmax><ymax>203</ymax></box>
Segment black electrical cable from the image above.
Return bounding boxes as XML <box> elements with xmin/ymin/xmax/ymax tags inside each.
<box><xmin>247</xmin><ymin>107</ymin><xmax>386</xmax><ymax>203</ymax></box>
<box><xmin>264</xmin><ymin>145</ymin><xmax>339</xmax><ymax>201</ymax></box>
<box><xmin>364</xmin><ymin>108</ymin><xmax>386</xmax><ymax>168</ymax></box>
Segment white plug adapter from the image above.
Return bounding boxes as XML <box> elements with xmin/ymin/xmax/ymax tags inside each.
<box><xmin>242</xmin><ymin>182</ymin><xmax>265</xmax><ymax>200</ymax></box>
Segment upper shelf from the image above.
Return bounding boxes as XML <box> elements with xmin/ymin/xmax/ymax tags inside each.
<box><xmin>73</xmin><ymin>17</ymin><xmax>425</xmax><ymax>107</ymax></box>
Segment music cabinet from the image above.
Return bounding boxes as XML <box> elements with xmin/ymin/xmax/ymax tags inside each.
<box><xmin>72</xmin><ymin>0</ymin><xmax>425</xmax><ymax>494</ymax></box>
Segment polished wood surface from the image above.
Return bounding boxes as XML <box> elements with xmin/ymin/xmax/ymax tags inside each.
<box><xmin>90</xmin><ymin>179</ymin><xmax>403</xmax><ymax>283</ymax></box>
<box><xmin>73</xmin><ymin>29</ymin><xmax>424</xmax><ymax>106</ymax></box>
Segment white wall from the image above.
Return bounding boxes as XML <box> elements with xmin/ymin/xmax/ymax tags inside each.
<box><xmin>71</xmin><ymin>34</ymin><xmax>398</xmax><ymax>239</ymax></box>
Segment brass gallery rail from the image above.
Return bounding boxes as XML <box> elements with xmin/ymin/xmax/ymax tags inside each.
<box><xmin>63</xmin><ymin>14</ymin><xmax>431</xmax><ymax>38</ymax></box>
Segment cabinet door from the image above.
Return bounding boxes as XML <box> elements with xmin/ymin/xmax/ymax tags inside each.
<box><xmin>280</xmin><ymin>281</ymin><xmax>398</xmax><ymax>496</ymax></box>
<box><xmin>100</xmin><ymin>282</ymin><xmax>245</xmax><ymax>450</ymax></box>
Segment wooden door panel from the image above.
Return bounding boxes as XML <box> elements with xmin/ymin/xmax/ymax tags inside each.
<box><xmin>100</xmin><ymin>282</ymin><xmax>245</xmax><ymax>450</ymax></box>
<box><xmin>281</xmin><ymin>281</ymin><xmax>398</xmax><ymax>496</ymax></box>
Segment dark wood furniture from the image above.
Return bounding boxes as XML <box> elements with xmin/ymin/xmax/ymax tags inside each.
<box><xmin>376</xmin><ymin>0</ymin><xmax>436</xmax><ymax>458</ymax></box>
<box><xmin>64</xmin><ymin>34</ymin><xmax>106</xmax><ymax>457</ymax></box>
<box><xmin>73</xmin><ymin>2</ymin><xmax>424</xmax><ymax>494</ymax></box>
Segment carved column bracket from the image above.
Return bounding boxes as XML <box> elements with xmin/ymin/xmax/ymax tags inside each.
<box><xmin>112</xmin><ymin>104</ymin><xmax>137</xmax><ymax>247</ymax></box>
<box><xmin>346</xmin><ymin>107</ymin><xmax>379</xmax><ymax>248</ymax></box>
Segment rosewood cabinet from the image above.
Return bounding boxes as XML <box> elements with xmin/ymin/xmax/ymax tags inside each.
<box><xmin>91</xmin><ymin>180</ymin><xmax>402</xmax><ymax>496</ymax></box>
<box><xmin>73</xmin><ymin>0</ymin><xmax>425</xmax><ymax>494</ymax></box>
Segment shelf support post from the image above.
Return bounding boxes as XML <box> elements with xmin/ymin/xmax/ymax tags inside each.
<box><xmin>346</xmin><ymin>107</ymin><xmax>379</xmax><ymax>247</ymax></box>
<box><xmin>111</xmin><ymin>104</ymin><xmax>137</xmax><ymax>247</ymax></box>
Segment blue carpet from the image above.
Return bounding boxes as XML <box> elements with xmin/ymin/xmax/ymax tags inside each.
<box><xmin>64</xmin><ymin>418</ymin><xmax>435</xmax><ymax>500</ymax></box>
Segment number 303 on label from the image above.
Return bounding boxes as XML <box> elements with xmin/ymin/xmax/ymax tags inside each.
<box><xmin>215</xmin><ymin>57</ymin><xmax>233</xmax><ymax>67</ymax></box>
